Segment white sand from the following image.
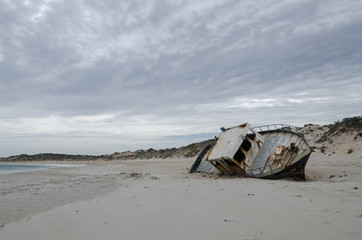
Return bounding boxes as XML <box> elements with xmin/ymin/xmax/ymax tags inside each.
<box><xmin>1</xmin><ymin>148</ymin><xmax>362</xmax><ymax>239</ymax></box>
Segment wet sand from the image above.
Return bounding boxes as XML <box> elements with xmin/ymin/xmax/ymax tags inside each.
<box><xmin>1</xmin><ymin>152</ymin><xmax>362</xmax><ymax>240</ymax></box>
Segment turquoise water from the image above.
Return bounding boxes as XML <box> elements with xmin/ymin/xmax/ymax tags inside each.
<box><xmin>0</xmin><ymin>164</ymin><xmax>76</xmax><ymax>175</ymax></box>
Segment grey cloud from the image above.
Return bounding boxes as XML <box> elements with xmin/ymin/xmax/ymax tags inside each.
<box><xmin>0</xmin><ymin>0</ymin><xmax>361</xmax><ymax>156</ymax></box>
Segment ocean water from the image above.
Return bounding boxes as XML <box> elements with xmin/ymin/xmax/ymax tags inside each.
<box><xmin>0</xmin><ymin>164</ymin><xmax>80</xmax><ymax>175</ymax></box>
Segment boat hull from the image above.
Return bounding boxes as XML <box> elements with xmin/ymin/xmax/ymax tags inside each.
<box><xmin>190</xmin><ymin>123</ymin><xmax>313</xmax><ymax>180</ymax></box>
<box><xmin>257</xmin><ymin>152</ymin><xmax>311</xmax><ymax>180</ymax></box>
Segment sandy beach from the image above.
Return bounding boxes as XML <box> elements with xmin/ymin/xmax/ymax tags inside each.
<box><xmin>1</xmin><ymin>146</ymin><xmax>361</xmax><ymax>240</ymax></box>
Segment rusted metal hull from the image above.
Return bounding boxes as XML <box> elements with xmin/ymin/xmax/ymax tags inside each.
<box><xmin>190</xmin><ymin>123</ymin><xmax>313</xmax><ymax>180</ymax></box>
<box><xmin>258</xmin><ymin>152</ymin><xmax>311</xmax><ymax>180</ymax></box>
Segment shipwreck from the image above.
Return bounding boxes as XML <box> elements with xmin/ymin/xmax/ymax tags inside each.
<box><xmin>190</xmin><ymin>123</ymin><xmax>313</xmax><ymax>180</ymax></box>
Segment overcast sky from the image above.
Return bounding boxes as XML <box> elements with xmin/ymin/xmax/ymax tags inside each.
<box><xmin>1</xmin><ymin>0</ymin><xmax>361</xmax><ymax>157</ymax></box>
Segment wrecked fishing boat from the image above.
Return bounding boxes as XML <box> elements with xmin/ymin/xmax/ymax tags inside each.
<box><xmin>190</xmin><ymin>123</ymin><xmax>313</xmax><ymax>180</ymax></box>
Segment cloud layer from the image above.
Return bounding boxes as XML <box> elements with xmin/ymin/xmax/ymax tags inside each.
<box><xmin>1</xmin><ymin>0</ymin><xmax>361</xmax><ymax>156</ymax></box>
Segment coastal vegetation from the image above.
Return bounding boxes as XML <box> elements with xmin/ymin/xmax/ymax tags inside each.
<box><xmin>1</xmin><ymin>116</ymin><xmax>360</xmax><ymax>162</ymax></box>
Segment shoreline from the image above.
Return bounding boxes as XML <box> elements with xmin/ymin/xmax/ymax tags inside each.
<box><xmin>0</xmin><ymin>161</ymin><xmax>126</xmax><ymax>226</ymax></box>
<box><xmin>0</xmin><ymin>163</ymin><xmax>86</xmax><ymax>175</ymax></box>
